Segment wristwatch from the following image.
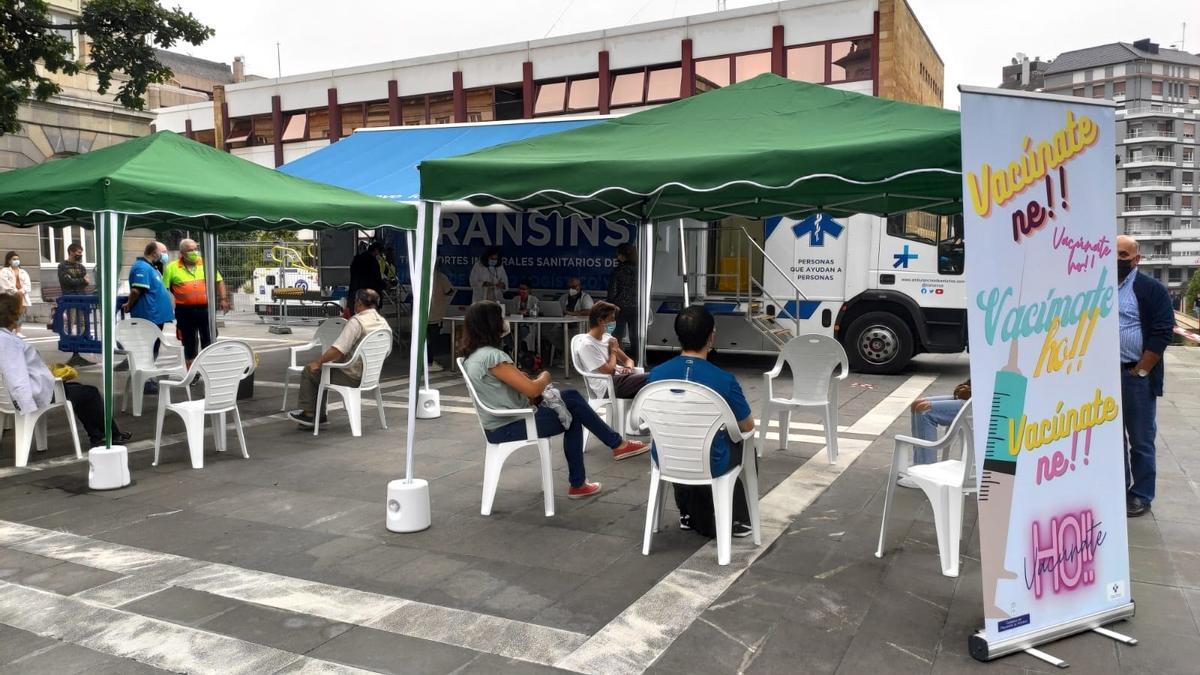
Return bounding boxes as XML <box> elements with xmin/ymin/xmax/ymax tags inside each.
<box><xmin>1135</xmin><ymin>368</ymin><xmax>1149</xmax><ymax>378</ymax></box>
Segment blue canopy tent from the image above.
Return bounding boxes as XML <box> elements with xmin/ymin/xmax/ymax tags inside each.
<box><xmin>279</xmin><ymin>117</ymin><xmax>609</xmax><ymax>531</ymax></box>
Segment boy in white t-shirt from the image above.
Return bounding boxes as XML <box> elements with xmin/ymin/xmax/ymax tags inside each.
<box><xmin>575</xmin><ymin>301</ymin><xmax>649</xmax><ymax>399</ymax></box>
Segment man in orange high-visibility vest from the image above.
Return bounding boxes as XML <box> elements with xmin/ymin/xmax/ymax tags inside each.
<box><xmin>163</xmin><ymin>238</ymin><xmax>230</xmax><ymax>366</ymax></box>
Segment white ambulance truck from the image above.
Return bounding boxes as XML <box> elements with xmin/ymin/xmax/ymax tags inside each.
<box><xmin>645</xmin><ymin>211</ymin><xmax>967</xmax><ymax>373</ymax></box>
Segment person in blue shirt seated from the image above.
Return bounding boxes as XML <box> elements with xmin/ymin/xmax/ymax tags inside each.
<box><xmin>123</xmin><ymin>241</ymin><xmax>175</xmax><ymax>394</ymax></box>
<box><xmin>646</xmin><ymin>305</ymin><xmax>754</xmax><ymax>538</ymax></box>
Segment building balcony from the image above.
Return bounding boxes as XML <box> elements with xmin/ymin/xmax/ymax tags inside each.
<box><xmin>1173</xmin><ymin>228</ymin><xmax>1200</xmax><ymax>240</ymax></box>
<box><xmin>1124</xmin><ymin>129</ymin><xmax>1177</xmax><ymax>143</ymax></box>
<box><xmin>1171</xmin><ymin>255</ymin><xmax>1200</xmax><ymax>267</ymax></box>
<box><xmin>1126</xmin><ymin>227</ymin><xmax>1172</xmax><ymax>239</ymax></box>
<box><xmin>1119</xmin><ymin>103</ymin><xmax>1199</xmax><ymax>118</ymax></box>
<box><xmin>1121</xmin><ymin>205</ymin><xmax>1176</xmax><ymax>216</ymax></box>
<box><xmin>1141</xmin><ymin>253</ymin><xmax>1171</xmax><ymax>264</ymax></box>
<box><xmin>1124</xmin><ymin>156</ymin><xmax>1177</xmax><ymax>168</ymax></box>
<box><xmin>1122</xmin><ymin>179</ymin><xmax>1177</xmax><ymax>192</ymax></box>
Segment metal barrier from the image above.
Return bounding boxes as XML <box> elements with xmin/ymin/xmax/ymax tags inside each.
<box><xmin>52</xmin><ymin>294</ymin><xmax>127</xmax><ymax>354</ymax></box>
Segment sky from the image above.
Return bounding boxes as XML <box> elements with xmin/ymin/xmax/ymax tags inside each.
<box><xmin>168</xmin><ymin>0</ymin><xmax>1197</xmax><ymax>109</ymax></box>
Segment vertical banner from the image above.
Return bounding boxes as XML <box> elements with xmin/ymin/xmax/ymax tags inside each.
<box><xmin>960</xmin><ymin>88</ymin><xmax>1132</xmax><ymax>655</ymax></box>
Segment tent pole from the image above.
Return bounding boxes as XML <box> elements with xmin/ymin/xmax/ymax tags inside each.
<box><xmin>678</xmin><ymin>219</ymin><xmax>690</xmax><ymax>306</ymax></box>
<box><xmin>202</xmin><ymin>231</ymin><xmax>218</xmax><ymax>343</ymax></box>
<box><xmin>93</xmin><ymin>211</ymin><xmax>125</xmax><ymax>450</ymax></box>
<box><xmin>404</xmin><ymin>230</ymin><xmax>431</xmax><ymax>390</ymax></box>
<box><xmin>637</xmin><ymin>220</ymin><xmax>653</xmax><ymax>368</ymax></box>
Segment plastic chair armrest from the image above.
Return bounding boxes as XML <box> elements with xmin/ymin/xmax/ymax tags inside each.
<box><xmin>52</xmin><ymin>377</ymin><xmax>67</xmax><ymax>403</ymax></box>
<box><xmin>288</xmin><ymin>342</ymin><xmax>320</xmax><ymax>368</ymax></box>
<box><xmin>894</xmin><ymin>433</ymin><xmax>945</xmax><ymax>449</ymax></box>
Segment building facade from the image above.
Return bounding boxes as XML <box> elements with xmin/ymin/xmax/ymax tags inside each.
<box><xmin>155</xmin><ymin>0</ymin><xmax>945</xmax><ymax>170</ymax></box>
<box><xmin>0</xmin><ymin>1</ymin><xmax>246</xmax><ymax>318</ymax></box>
<box><xmin>1042</xmin><ymin>39</ymin><xmax>1200</xmax><ymax>298</ymax></box>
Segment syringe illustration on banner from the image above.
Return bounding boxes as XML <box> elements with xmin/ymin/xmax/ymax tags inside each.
<box><xmin>980</xmin><ymin>337</ymin><xmax>1024</xmax><ymax>619</ymax></box>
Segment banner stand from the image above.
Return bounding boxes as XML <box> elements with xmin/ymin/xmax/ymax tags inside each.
<box><xmin>969</xmin><ymin>602</ymin><xmax>1136</xmax><ymax>667</ymax></box>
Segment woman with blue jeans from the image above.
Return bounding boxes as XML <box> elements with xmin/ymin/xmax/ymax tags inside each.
<box><xmin>904</xmin><ymin>380</ymin><xmax>971</xmax><ymax>482</ymax></box>
<box><xmin>460</xmin><ymin>302</ymin><xmax>648</xmax><ymax>499</ymax></box>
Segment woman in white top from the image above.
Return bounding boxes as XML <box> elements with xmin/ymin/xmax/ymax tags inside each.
<box><xmin>574</xmin><ymin>301</ymin><xmax>649</xmax><ymax>400</ymax></box>
<box><xmin>0</xmin><ymin>251</ymin><xmax>32</xmax><ymax>308</ymax></box>
<box><xmin>468</xmin><ymin>248</ymin><xmax>508</xmax><ymax>305</ymax></box>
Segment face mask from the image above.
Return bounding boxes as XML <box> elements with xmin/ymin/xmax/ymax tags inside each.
<box><xmin>487</xmin><ymin>259</ymin><xmax>498</xmax><ymax>268</ymax></box>
<box><xmin>519</xmin><ymin>290</ymin><xmax>529</xmax><ymax>299</ymax></box>
<box><xmin>184</xmin><ymin>251</ymin><xmax>199</xmax><ymax>263</ymax></box>
<box><xmin>568</xmin><ymin>288</ymin><xmax>579</xmax><ymax>297</ymax></box>
<box><xmin>9</xmin><ymin>259</ymin><xmax>19</xmax><ymax>268</ymax></box>
<box><xmin>604</xmin><ymin>322</ymin><xmax>616</xmax><ymax>335</ymax></box>
<box><xmin>501</xmin><ymin>319</ymin><xmax>512</xmax><ymax>338</ymax></box>
<box><xmin>1117</xmin><ymin>258</ymin><xmax>1134</xmax><ymax>281</ymax></box>
<box><xmin>159</xmin><ymin>252</ymin><xmax>169</xmax><ymax>264</ymax></box>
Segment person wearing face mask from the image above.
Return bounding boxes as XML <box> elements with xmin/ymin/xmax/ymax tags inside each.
<box><xmin>559</xmin><ymin>277</ymin><xmax>594</xmax><ymax>317</ymax></box>
<box><xmin>163</xmin><ymin>238</ymin><xmax>229</xmax><ymax>366</ymax></box>
<box><xmin>1115</xmin><ymin>235</ymin><xmax>1175</xmax><ymax>518</ymax></box>
<box><xmin>123</xmin><ymin>242</ymin><xmax>175</xmax><ymax>380</ymax></box>
<box><xmin>469</xmin><ymin>247</ymin><xmax>507</xmax><ymax>305</ymax></box>
<box><xmin>56</xmin><ymin>243</ymin><xmax>91</xmax><ymax>349</ymax></box>
<box><xmin>459</xmin><ymin>301</ymin><xmax>648</xmax><ymax>501</ymax></box>
<box><xmin>575</xmin><ymin>301</ymin><xmax>648</xmax><ymax>404</ymax></box>
<box><xmin>606</xmin><ymin>243</ymin><xmax>639</xmax><ymax>358</ymax></box>
<box><xmin>0</xmin><ymin>251</ymin><xmax>32</xmax><ymax>314</ymax></box>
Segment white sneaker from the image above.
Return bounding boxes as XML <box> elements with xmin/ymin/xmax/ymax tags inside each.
<box><xmin>429</xmin><ymin>362</ymin><xmax>444</xmax><ymax>372</ymax></box>
<box><xmin>897</xmin><ymin>475</ymin><xmax>919</xmax><ymax>489</ymax></box>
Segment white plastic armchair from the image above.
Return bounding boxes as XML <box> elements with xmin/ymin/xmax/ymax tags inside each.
<box><xmin>281</xmin><ymin>317</ymin><xmax>346</xmax><ymax>411</ymax></box>
<box><xmin>116</xmin><ymin>318</ymin><xmax>186</xmax><ymax>417</ymax></box>
<box><xmin>570</xmin><ymin>333</ymin><xmax>640</xmax><ymax>446</ymax></box>
<box><xmin>631</xmin><ymin>379</ymin><xmax>761</xmax><ymax>566</ymax></box>
<box><xmin>760</xmin><ymin>334</ymin><xmax>848</xmax><ymax>463</ymax></box>
<box><xmin>0</xmin><ymin>375</ymin><xmax>81</xmax><ymax>467</ymax></box>
<box><xmin>312</xmin><ymin>329</ymin><xmax>392</xmax><ymax>437</ymax></box>
<box><xmin>458</xmin><ymin>357</ymin><xmax>556</xmax><ymax>517</ymax></box>
<box><xmin>876</xmin><ymin>398</ymin><xmax>975</xmax><ymax>577</ymax></box>
<box><xmin>153</xmin><ymin>340</ymin><xmax>255</xmax><ymax>469</ymax></box>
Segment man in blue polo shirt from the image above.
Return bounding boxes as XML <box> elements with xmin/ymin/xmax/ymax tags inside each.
<box><xmin>647</xmin><ymin>305</ymin><xmax>755</xmax><ymax>537</ymax></box>
<box><xmin>123</xmin><ymin>242</ymin><xmax>174</xmax><ymax>392</ymax></box>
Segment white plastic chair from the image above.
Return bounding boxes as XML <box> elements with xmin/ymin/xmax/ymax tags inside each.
<box><xmin>875</xmin><ymin>398</ymin><xmax>975</xmax><ymax>577</ymax></box>
<box><xmin>0</xmin><ymin>375</ymin><xmax>82</xmax><ymax>467</ymax></box>
<box><xmin>280</xmin><ymin>317</ymin><xmax>347</xmax><ymax>411</ymax></box>
<box><xmin>760</xmin><ymin>334</ymin><xmax>848</xmax><ymax>463</ymax></box>
<box><xmin>153</xmin><ymin>340</ymin><xmax>255</xmax><ymax>469</ymax></box>
<box><xmin>458</xmin><ymin>356</ymin><xmax>556</xmax><ymax>517</ymax></box>
<box><xmin>570</xmin><ymin>333</ymin><xmax>640</xmax><ymax>447</ymax></box>
<box><xmin>632</xmin><ymin>380</ymin><xmax>761</xmax><ymax>566</ymax></box>
<box><xmin>313</xmin><ymin>329</ymin><xmax>392</xmax><ymax>437</ymax></box>
<box><xmin>116</xmin><ymin>318</ymin><xmax>186</xmax><ymax>417</ymax></box>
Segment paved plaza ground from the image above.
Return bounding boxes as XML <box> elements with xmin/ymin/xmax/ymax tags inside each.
<box><xmin>0</xmin><ymin>322</ymin><xmax>1197</xmax><ymax>674</ymax></box>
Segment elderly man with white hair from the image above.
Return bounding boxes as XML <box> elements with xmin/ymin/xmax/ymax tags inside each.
<box><xmin>163</xmin><ymin>238</ymin><xmax>229</xmax><ymax>366</ymax></box>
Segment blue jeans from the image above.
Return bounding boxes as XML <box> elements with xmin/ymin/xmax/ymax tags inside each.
<box><xmin>485</xmin><ymin>389</ymin><xmax>621</xmax><ymax>487</ymax></box>
<box><xmin>1122</xmin><ymin>370</ymin><xmax>1157</xmax><ymax>502</ymax></box>
<box><xmin>911</xmin><ymin>399</ymin><xmax>964</xmax><ymax>464</ymax></box>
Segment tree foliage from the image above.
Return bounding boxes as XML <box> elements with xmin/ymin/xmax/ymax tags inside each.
<box><xmin>1185</xmin><ymin>268</ymin><xmax>1200</xmax><ymax>314</ymax></box>
<box><xmin>0</xmin><ymin>0</ymin><xmax>213</xmax><ymax>135</ymax></box>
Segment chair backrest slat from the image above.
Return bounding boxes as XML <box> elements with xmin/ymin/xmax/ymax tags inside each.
<box><xmin>313</xmin><ymin>317</ymin><xmax>348</xmax><ymax>351</ymax></box>
<box><xmin>773</xmin><ymin>334</ymin><xmax>848</xmax><ymax>401</ymax></box>
<box><xmin>458</xmin><ymin>356</ymin><xmax>510</xmax><ymax>438</ymax></box>
<box><xmin>191</xmin><ymin>341</ymin><xmax>255</xmax><ymax>411</ymax></box>
<box><xmin>570</xmin><ymin>333</ymin><xmax>614</xmax><ymax>401</ymax></box>
<box><xmin>352</xmin><ymin>330</ymin><xmax>392</xmax><ymax>390</ymax></box>
<box><xmin>0</xmin><ymin>372</ymin><xmax>16</xmax><ymax>414</ymax></box>
<box><xmin>630</xmin><ymin>380</ymin><xmax>741</xmax><ymax>482</ymax></box>
<box><xmin>948</xmin><ymin>399</ymin><xmax>976</xmax><ymax>489</ymax></box>
<box><xmin>116</xmin><ymin>319</ymin><xmax>167</xmax><ymax>371</ymax></box>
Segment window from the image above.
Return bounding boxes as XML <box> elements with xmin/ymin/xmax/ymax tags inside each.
<box><xmin>1169</xmin><ymin>268</ymin><xmax>1183</xmax><ymax>283</ymax></box>
<box><xmin>829</xmin><ymin>38</ymin><xmax>872</xmax><ymax>82</ymax></box>
<box><xmin>533</xmin><ymin>81</ymin><xmax>566</xmax><ymax>114</ymax></box>
<box><xmin>1152</xmin><ymin>80</ymin><xmax>1163</xmax><ymax>96</ymax></box>
<box><xmin>1092</xmin><ymin>85</ymin><xmax>1105</xmax><ymax>98</ymax></box>
<box><xmin>428</xmin><ymin>94</ymin><xmax>453</xmax><ymax>123</ymax></box>
<box><xmin>192</xmin><ymin>129</ymin><xmax>215</xmax><ymax>147</ymax></box>
<box><xmin>366</xmin><ymin>102</ymin><xmax>391</xmax><ymax>127</ymax></box>
<box><xmin>39</xmin><ymin>226</ymin><xmax>92</xmax><ymax>266</ymax></box>
<box><xmin>786</xmin><ymin>45</ymin><xmax>824</xmax><ymax>82</ymax></box>
<box><xmin>646</xmin><ymin>66</ymin><xmax>681</xmax><ymax>102</ymax></box>
<box><xmin>280</xmin><ymin>114</ymin><xmax>306</xmax><ymax>141</ymax></box>
<box><xmin>734</xmin><ymin>51</ymin><xmax>771</xmax><ymax>82</ymax></box>
<box><xmin>695</xmin><ymin>57</ymin><xmax>731</xmax><ymax>88</ymax></box>
<box><xmin>252</xmin><ymin>116</ymin><xmax>273</xmax><ymax>145</ymax></box>
<box><xmin>1184</xmin><ymin>171</ymin><xmax>1194</xmax><ymax>188</ymax></box>
<box><xmin>49</xmin><ymin>12</ymin><xmax>79</xmax><ymax>62</ymax></box>
<box><xmin>1191</xmin><ymin>85</ymin><xmax>1199</xmax><ymax>100</ymax></box>
<box><xmin>1113</xmin><ymin>80</ymin><xmax>1126</xmax><ymax>96</ymax></box>
<box><xmin>1184</xmin><ymin>147</ymin><xmax>1195</xmax><ymax>163</ymax></box>
<box><xmin>465</xmin><ymin>88</ymin><xmax>495</xmax><ymax>122</ymax></box>
<box><xmin>225</xmin><ymin>118</ymin><xmax>252</xmax><ymax>145</ymax></box>
<box><xmin>885</xmin><ymin>212</ymin><xmax>965</xmax><ymax>274</ymax></box>
<box><xmin>1185</xmin><ymin>123</ymin><xmax>1196</xmax><ymax>140</ymax></box>
<box><xmin>340</xmin><ymin>103</ymin><xmax>364</xmax><ymax>136</ymax></box>
<box><xmin>1184</xmin><ymin>195</ymin><xmax>1194</xmax><ymax>209</ymax></box>
<box><xmin>1072</xmin><ymin>87</ymin><xmax>1084</xmax><ymax>97</ymax></box>
<box><xmin>400</xmin><ymin>96</ymin><xmax>426</xmax><ymax>126</ymax></box>
<box><xmin>307</xmin><ymin>109</ymin><xmax>330</xmax><ymax>139</ymax></box>
<box><xmin>495</xmin><ymin>86</ymin><xmax>523</xmax><ymax>120</ymax></box>
<box><xmin>610</xmin><ymin>71</ymin><xmax>646</xmax><ymax>106</ymax></box>
<box><xmin>566</xmin><ymin>76</ymin><xmax>599</xmax><ymax>111</ymax></box>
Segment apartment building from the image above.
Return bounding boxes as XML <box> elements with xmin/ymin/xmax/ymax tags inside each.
<box><xmin>1043</xmin><ymin>38</ymin><xmax>1200</xmax><ymax>298</ymax></box>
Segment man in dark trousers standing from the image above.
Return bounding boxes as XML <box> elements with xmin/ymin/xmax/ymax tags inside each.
<box><xmin>607</xmin><ymin>243</ymin><xmax>639</xmax><ymax>359</ymax></box>
<box><xmin>1116</xmin><ymin>235</ymin><xmax>1175</xmax><ymax>517</ymax></box>
<box><xmin>348</xmin><ymin>241</ymin><xmax>385</xmax><ymax>315</ymax></box>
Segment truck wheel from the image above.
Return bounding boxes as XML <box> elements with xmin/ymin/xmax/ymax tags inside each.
<box><xmin>844</xmin><ymin>312</ymin><xmax>913</xmax><ymax>374</ymax></box>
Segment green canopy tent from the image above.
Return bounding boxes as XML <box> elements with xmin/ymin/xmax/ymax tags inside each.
<box><xmin>417</xmin><ymin>73</ymin><xmax>964</xmax><ymax>369</ymax></box>
<box><xmin>0</xmin><ymin>131</ymin><xmax>416</xmax><ymax>468</ymax></box>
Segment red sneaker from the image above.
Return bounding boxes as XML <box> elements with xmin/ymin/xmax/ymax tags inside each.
<box><xmin>567</xmin><ymin>481</ymin><xmax>602</xmax><ymax>499</ymax></box>
<box><xmin>612</xmin><ymin>440</ymin><xmax>649</xmax><ymax>461</ymax></box>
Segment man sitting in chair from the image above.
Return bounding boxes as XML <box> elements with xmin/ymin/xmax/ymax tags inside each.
<box><xmin>288</xmin><ymin>289</ymin><xmax>390</xmax><ymax>428</ymax></box>
<box><xmin>647</xmin><ymin>305</ymin><xmax>754</xmax><ymax>538</ymax></box>
<box><xmin>575</xmin><ymin>301</ymin><xmax>648</xmax><ymax>400</ymax></box>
